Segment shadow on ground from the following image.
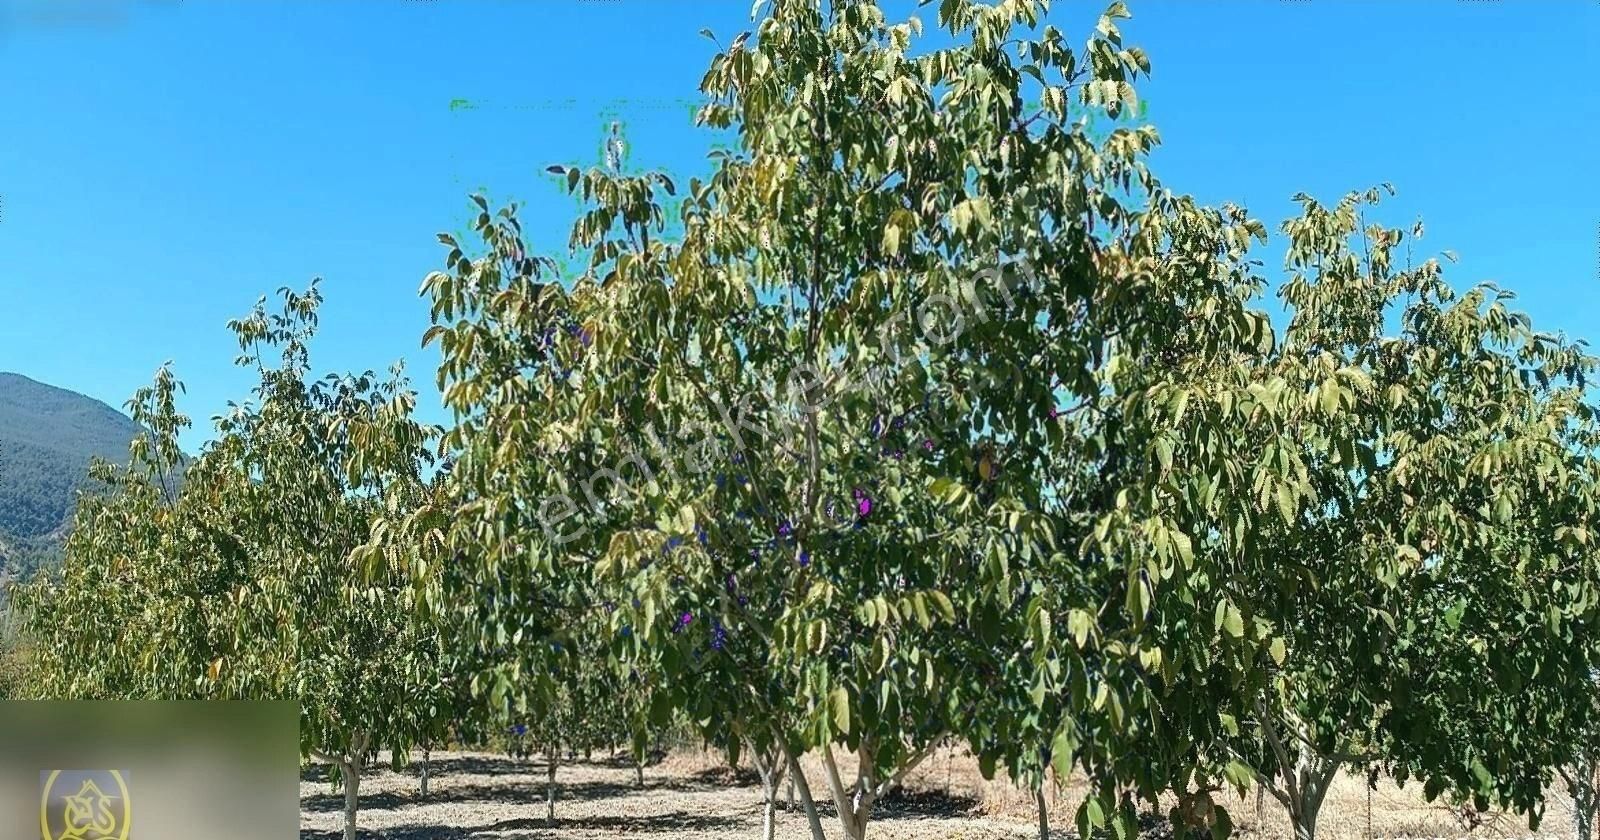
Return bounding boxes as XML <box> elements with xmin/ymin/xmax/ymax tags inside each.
<box><xmin>424</xmin><ymin>756</ymin><xmax>558</xmax><ymax>777</ymax></box>
<box><xmin>873</xmin><ymin>787</ymin><xmax>982</xmax><ymax>819</ymax></box>
<box><xmin>302</xmin><ymin>755</ymin><xmax>671</xmax><ymax>786</ymax></box>
<box><xmin>299</xmin><ymin>755</ymin><xmax>1151</xmax><ymax>836</ymax></box>
<box><xmin>300</xmin><ymin>811</ymin><xmax>744</xmax><ymax>839</ymax></box>
<box><xmin>300</xmin><ymin>819</ymin><xmax>545</xmax><ymax>840</ymax></box>
<box><xmin>302</xmin><ymin>778</ymin><xmax>649</xmax><ymax>813</ymax></box>
<box><xmin>683</xmin><ymin>764</ymin><xmax>764</xmax><ymax>788</ymax></box>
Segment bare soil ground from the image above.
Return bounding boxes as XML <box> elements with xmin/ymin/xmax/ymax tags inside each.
<box><xmin>300</xmin><ymin>748</ymin><xmax>1581</xmax><ymax>840</ymax></box>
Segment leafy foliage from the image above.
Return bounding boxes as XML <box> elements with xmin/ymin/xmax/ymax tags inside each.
<box><xmin>418</xmin><ymin>1</ymin><xmax>1273</xmax><ymax>838</ymax></box>
<box><xmin>1147</xmin><ymin>186</ymin><xmax>1600</xmax><ymax>840</ymax></box>
<box><xmin>6</xmin><ymin>6</ymin><xmax>1600</xmax><ymax>840</ymax></box>
<box><xmin>10</xmin><ymin>284</ymin><xmax>452</xmax><ymax>840</ymax></box>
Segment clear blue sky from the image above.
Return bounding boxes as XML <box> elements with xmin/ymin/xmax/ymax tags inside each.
<box><xmin>1</xmin><ymin>0</ymin><xmax>1596</xmax><ymax>451</ymax></box>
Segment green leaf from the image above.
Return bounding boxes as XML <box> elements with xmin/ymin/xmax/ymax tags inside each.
<box><xmin>1172</xmin><ymin>529</ymin><xmax>1193</xmax><ymax>565</ymax></box>
<box><xmin>1154</xmin><ymin>437</ymin><xmax>1173</xmax><ymax>472</ymax></box>
<box><xmin>1319</xmin><ymin>379</ymin><xmax>1340</xmax><ymax>415</ymax></box>
<box><xmin>1223</xmin><ymin>760</ymin><xmax>1255</xmax><ymax>790</ymax></box>
<box><xmin>1051</xmin><ymin>725</ymin><xmax>1077</xmax><ymax>779</ymax></box>
<box><xmin>1223</xmin><ymin>602</ymin><xmax>1244</xmax><ymax>639</ymax></box>
<box><xmin>1084</xmin><ymin>795</ymin><xmax>1106</xmax><ymax>829</ymax></box>
<box><xmin>1275</xmin><ymin>483</ymin><xmax>1296</xmax><ymax>524</ymax></box>
<box><xmin>1069</xmin><ymin>609</ymin><xmax>1093</xmax><ymax>649</ymax></box>
<box><xmin>830</xmin><ymin>686</ymin><xmax>851</xmax><ymax>736</ymax></box>
<box><xmin>1211</xmin><ymin>804</ymin><xmax>1234</xmax><ymax>840</ymax></box>
<box><xmin>1170</xmin><ymin>388</ymin><xmax>1191</xmax><ymax>424</ymax></box>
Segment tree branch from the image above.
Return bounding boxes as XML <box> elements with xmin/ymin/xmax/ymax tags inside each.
<box><xmin>820</xmin><ymin>742</ymin><xmax>859</xmax><ymax>835</ymax></box>
<box><xmin>1255</xmin><ymin>695</ymin><xmax>1302</xmax><ymax>808</ymax></box>
<box><xmin>309</xmin><ymin>749</ymin><xmax>346</xmax><ymax>768</ymax></box>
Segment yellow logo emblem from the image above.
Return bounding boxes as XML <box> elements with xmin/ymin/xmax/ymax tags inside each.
<box><xmin>39</xmin><ymin>771</ymin><xmax>131</xmax><ymax>840</ymax></box>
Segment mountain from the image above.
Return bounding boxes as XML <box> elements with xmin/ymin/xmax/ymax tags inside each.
<box><xmin>0</xmin><ymin>373</ymin><xmax>142</xmax><ymax>574</ymax></box>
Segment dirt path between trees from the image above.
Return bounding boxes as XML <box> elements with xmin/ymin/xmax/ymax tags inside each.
<box><xmin>300</xmin><ymin>748</ymin><xmax>1579</xmax><ymax>840</ymax></box>
<box><xmin>300</xmin><ymin>748</ymin><xmax>1046</xmax><ymax>840</ymax></box>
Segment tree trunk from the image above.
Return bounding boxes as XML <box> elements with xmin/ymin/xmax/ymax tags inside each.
<box><xmin>820</xmin><ymin>740</ymin><xmax>935</xmax><ymax>840</ymax></box>
<box><xmin>546</xmin><ymin>755</ymin><xmax>559</xmax><ymax>826</ymax></box>
<box><xmin>757</xmin><ymin>757</ymin><xmax>780</xmax><ymax>840</ymax></box>
<box><xmin>419</xmin><ymin>746</ymin><xmax>430</xmax><ymax>799</ymax></box>
<box><xmin>634</xmin><ymin>757</ymin><xmax>645</xmax><ymax>789</ymax></box>
<box><xmin>843</xmin><ymin>788</ymin><xmax>869</xmax><ymax>840</ymax></box>
<box><xmin>1035</xmin><ymin>785</ymin><xmax>1050</xmax><ymax>840</ymax></box>
<box><xmin>1571</xmin><ymin>758</ymin><xmax>1598</xmax><ymax>840</ymax></box>
<box><xmin>1287</xmin><ymin>768</ymin><xmax>1331</xmax><ymax>840</ymax></box>
<box><xmin>1577</xmin><ymin>790</ymin><xmax>1595</xmax><ymax>840</ymax></box>
<box><xmin>822</xmin><ymin>745</ymin><xmax>872</xmax><ymax>840</ymax></box>
<box><xmin>1291</xmin><ymin>806</ymin><xmax>1318</xmax><ymax>840</ymax></box>
<box><xmin>1256</xmin><ymin>703</ymin><xmax>1336</xmax><ymax>840</ymax></box>
<box><xmin>761</xmin><ymin>791</ymin><xmax>778</xmax><ymax>840</ymax></box>
<box><xmin>342</xmin><ymin>762</ymin><xmax>361</xmax><ymax>840</ymax></box>
<box><xmin>1366</xmin><ymin>768</ymin><xmax>1372</xmax><ymax>840</ymax></box>
<box><xmin>783</xmin><ymin>746</ymin><xmax>828</xmax><ymax>840</ymax></box>
<box><xmin>1255</xmin><ymin>755</ymin><xmax>1333</xmax><ymax>840</ymax></box>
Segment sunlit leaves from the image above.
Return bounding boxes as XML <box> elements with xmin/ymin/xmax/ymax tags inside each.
<box><xmin>16</xmin><ymin>286</ymin><xmax>454</xmax><ymax>797</ymax></box>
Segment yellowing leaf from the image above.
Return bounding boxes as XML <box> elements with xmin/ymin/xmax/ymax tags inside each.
<box><xmin>1223</xmin><ymin>602</ymin><xmax>1244</xmax><ymax>639</ymax></box>
<box><xmin>1069</xmin><ymin>609</ymin><xmax>1093</xmax><ymax>649</ymax></box>
<box><xmin>1275</xmin><ymin>484</ymin><xmax>1296</xmax><ymax>525</ymax></box>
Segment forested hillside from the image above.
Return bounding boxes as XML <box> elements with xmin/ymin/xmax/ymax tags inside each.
<box><xmin>0</xmin><ymin>372</ymin><xmax>141</xmax><ymax>572</ymax></box>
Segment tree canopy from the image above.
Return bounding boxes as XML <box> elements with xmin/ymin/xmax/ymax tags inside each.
<box><xmin>11</xmin><ymin>284</ymin><xmax>454</xmax><ymax>840</ymax></box>
<box><xmin>5</xmin><ymin>4</ymin><xmax>1598</xmax><ymax>840</ymax></box>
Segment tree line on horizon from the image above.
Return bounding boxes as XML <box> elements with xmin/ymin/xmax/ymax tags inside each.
<box><xmin>3</xmin><ymin>2</ymin><xmax>1600</xmax><ymax>840</ymax></box>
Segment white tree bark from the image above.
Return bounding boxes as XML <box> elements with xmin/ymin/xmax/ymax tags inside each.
<box><xmin>1253</xmin><ymin>700</ymin><xmax>1340</xmax><ymax>840</ymax></box>
<box><xmin>313</xmin><ymin>731</ymin><xmax>369</xmax><ymax>840</ymax></box>
<box><xmin>753</xmin><ymin>748</ymin><xmax>786</xmax><ymax>840</ymax></box>
<box><xmin>341</xmin><ymin>764</ymin><xmax>360</xmax><ymax>840</ymax></box>
<box><xmin>818</xmin><ymin>738</ymin><xmax>937</xmax><ymax>840</ymax></box>
<box><xmin>820</xmin><ymin>742</ymin><xmax>866</xmax><ymax>840</ymax></box>
<box><xmin>781</xmin><ymin>742</ymin><xmax>828</xmax><ymax>840</ymax></box>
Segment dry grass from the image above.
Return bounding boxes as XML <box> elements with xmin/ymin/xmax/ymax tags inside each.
<box><xmin>300</xmin><ymin>747</ymin><xmax>1580</xmax><ymax>840</ymax></box>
